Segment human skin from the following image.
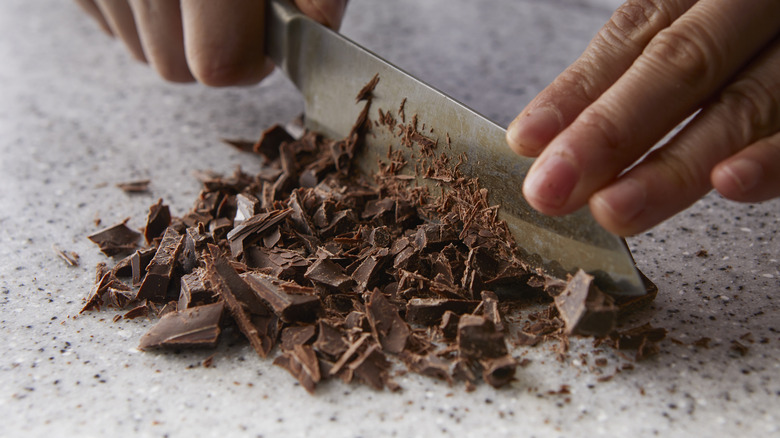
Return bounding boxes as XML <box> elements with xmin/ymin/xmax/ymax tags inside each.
<box><xmin>505</xmin><ymin>0</ymin><xmax>780</xmax><ymax>236</ymax></box>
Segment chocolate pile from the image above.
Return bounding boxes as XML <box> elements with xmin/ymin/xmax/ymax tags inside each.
<box><xmin>82</xmin><ymin>77</ymin><xmax>659</xmax><ymax>392</ymax></box>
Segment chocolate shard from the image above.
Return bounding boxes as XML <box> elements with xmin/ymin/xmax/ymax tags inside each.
<box><xmin>439</xmin><ymin>310</ymin><xmax>460</xmax><ymax>340</ymax></box>
<box><xmin>242</xmin><ymin>272</ymin><xmax>322</xmax><ymax>323</ymax></box>
<box><xmin>304</xmin><ymin>258</ymin><xmax>354</xmax><ymax>291</ymax></box>
<box><xmin>281</xmin><ymin>325</ymin><xmax>317</xmax><ymax>351</ymax></box>
<box><xmin>138</xmin><ymin>301</ymin><xmax>224</xmax><ymax>350</ymax></box>
<box><xmin>253</xmin><ymin>124</ymin><xmax>294</xmax><ymax>160</ymax></box>
<box><xmin>144</xmin><ymin>199</ymin><xmax>171</xmax><ymax>244</ymax></box>
<box><xmin>116</xmin><ymin>179</ymin><xmax>150</xmax><ymax>193</ymax></box>
<box><xmin>355</xmin><ymin>73</ymin><xmax>380</xmax><ymax>102</ymax></box>
<box><xmin>480</xmin><ymin>355</ymin><xmax>517</xmax><ymax>388</ymax></box>
<box><xmin>351</xmin><ymin>248</ymin><xmax>390</xmax><ymax>290</ymax></box>
<box><xmin>554</xmin><ymin>269</ymin><xmax>617</xmax><ymax>337</ymax></box>
<box><xmin>365</xmin><ymin>289</ymin><xmax>410</xmax><ymax>354</ymax></box>
<box><xmin>226</xmin><ymin>208</ymin><xmax>292</xmax><ymax>258</ymax></box>
<box><xmin>404</xmin><ymin>353</ymin><xmax>452</xmax><ymax>383</ymax></box>
<box><xmin>312</xmin><ymin>320</ymin><xmax>349</xmax><ymax>361</ymax></box>
<box><xmin>87</xmin><ymin>219</ymin><xmax>141</xmax><ymax>257</ymax></box>
<box><xmin>348</xmin><ymin>344</ymin><xmax>392</xmax><ymax>390</ymax></box>
<box><xmin>405</xmin><ymin>298</ymin><xmax>480</xmax><ymax>326</ymax></box>
<box><xmin>273</xmin><ymin>344</ymin><xmax>321</xmax><ymax>394</ymax></box>
<box><xmin>131</xmin><ymin>247</ymin><xmax>157</xmax><ymax>286</ymax></box>
<box><xmin>137</xmin><ymin>227</ymin><xmax>185</xmax><ymax>302</ymax></box>
<box><xmin>457</xmin><ymin>314</ymin><xmax>508</xmax><ymax>359</ymax></box>
<box><xmin>204</xmin><ymin>244</ymin><xmax>277</xmax><ymax>358</ymax></box>
<box><xmin>179</xmin><ymin>267</ymin><xmax>214</xmax><ymax>309</ymax></box>
<box><xmin>479</xmin><ymin>290</ymin><xmax>505</xmax><ymax>332</ymax></box>
<box><xmin>234</xmin><ymin>193</ymin><xmax>260</xmax><ymax>227</ymax></box>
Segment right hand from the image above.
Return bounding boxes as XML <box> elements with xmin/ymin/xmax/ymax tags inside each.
<box><xmin>74</xmin><ymin>0</ymin><xmax>348</xmax><ymax>86</ymax></box>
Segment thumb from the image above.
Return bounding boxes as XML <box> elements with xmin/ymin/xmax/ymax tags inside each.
<box><xmin>294</xmin><ymin>0</ymin><xmax>348</xmax><ymax>30</ymax></box>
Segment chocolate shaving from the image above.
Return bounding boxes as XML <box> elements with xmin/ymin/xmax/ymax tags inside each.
<box><xmin>138</xmin><ymin>301</ymin><xmax>224</xmax><ymax>350</ymax></box>
<box><xmin>116</xmin><ymin>179</ymin><xmax>150</xmax><ymax>193</ymax></box>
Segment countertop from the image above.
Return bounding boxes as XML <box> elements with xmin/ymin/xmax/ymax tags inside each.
<box><xmin>1</xmin><ymin>0</ymin><xmax>778</xmax><ymax>436</ymax></box>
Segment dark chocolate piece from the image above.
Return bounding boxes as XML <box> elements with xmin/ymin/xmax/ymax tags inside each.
<box><xmin>226</xmin><ymin>208</ymin><xmax>292</xmax><ymax>258</ymax></box>
<box><xmin>131</xmin><ymin>247</ymin><xmax>157</xmax><ymax>286</ymax></box>
<box><xmin>554</xmin><ymin>270</ymin><xmax>617</xmax><ymax>337</ymax></box>
<box><xmin>365</xmin><ymin>289</ymin><xmax>410</xmax><ymax>354</ymax></box>
<box><xmin>273</xmin><ymin>344</ymin><xmax>321</xmax><ymax>394</ymax></box>
<box><xmin>253</xmin><ymin>124</ymin><xmax>294</xmax><ymax>160</ymax></box>
<box><xmin>52</xmin><ymin>244</ymin><xmax>80</xmax><ymax>267</ymax></box>
<box><xmin>457</xmin><ymin>314</ymin><xmax>507</xmax><ymax>359</ymax></box>
<box><xmin>87</xmin><ymin>219</ymin><xmax>141</xmax><ymax>257</ymax></box>
<box><xmin>281</xmin><ymin>325</ymin><xmax>317</xmax><ymax>351</ymax></box>
<box><xmin>312</xmin><ymin>320</ymin><xmax>349</xmax><ymax>361</ymax></box>
<box><xmin>405</xmin><ymin>298</ymin><xmax>480</xmax><ymax>326</ymax></box>
<box><xmin>116</xmin><ymin>179</ymin><xmax>151</xmax><ymax>193</ymax></box>
<box><xmin>304</xmin><ymin>258</ymin><xmax>353</xmax><ymax>291</ymax></box>
<box><xmin>481</xmin><ymin>355</ymin><xmax>516</xmax><ymax>388</ymax></box>
<box><xmin>242</xmin><ymin>272</ymin><xmax>322</xmax><ymax>323</ymax></box>
<box><xmin>179</xmin><ymin>268</ymin><xmax>213</xmax><ymax>309</ymax></box>
<box><xmin>144</xmin><ymin>199</ymin><xmax>171</xmax><ymax>244</ymax></box>
<box><xmin>137</xmin><ymin>227</ymin><xmax>184</xmax><ymax>301</ymax></box>
<box><xmin>204</xmin><ymin>245</ymin><xmax>276</xmax><ymax>358</ymax></box>
<box><xmin>138</xmin><ymin>301</ymin><xmax>224</xmax><ymax>350</ymax></box>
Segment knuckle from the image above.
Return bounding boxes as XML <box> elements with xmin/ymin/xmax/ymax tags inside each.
<box><xmin>555</xmin><ymin>62</ymin><xmax>604</xmax><ymax>105</ymax></box>
<box><xmin>641</xmin><ymin>22</ymin><xmax>722</xmax><ymax>89</ymax></box>
<box><xmin>719</xmin><ymin>76</ymin><xmax>780</xmax><ymax>143</ymax></box>
<box><xmin>656</xmin><ymin>147</ymin><xmax>708</xmax><ymax>193</ymax></box>
<box><xmin>602</xmin><ymin>0</ymin><xmax>655</xmax><ymax>45</ymax></box>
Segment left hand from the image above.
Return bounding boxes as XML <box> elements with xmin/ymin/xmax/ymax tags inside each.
<box><xmin>505</xmin><ymin>0</ymin><xmax>780</xmax><ymax>236</ymax></box>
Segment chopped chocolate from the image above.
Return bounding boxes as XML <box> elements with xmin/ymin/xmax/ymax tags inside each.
<box><xmin>253</xmin><ymin>124</ymin><xmax>294</xmax><ymax>160</ymax></box>
<box><xmin>457</xmin><ymin>314</ymin><xmax>507</xmax><ymax>359</ymax></box>
<box><xmin>82</xmin><ymin>74</ymin><xmax>659</xmax><ymax>394</ymax></box>
<box><xmin>116</xmin><ymin>179</ymin><xmax>151</xmax><ymax>193</ymax></box>
<box><xmin>138</xmin><ymin>301</ymin><xmax>224</xmax><ymax>350</ymax></box>
<box><xmin>281</xmin><ymin>325</ymin><xmax>317</xmax><ymax>351</ymax></box>
<box><xmin>554</xmin><ymin>270</ymin><xmax>617</xmax><ymax>337</ymax></box>
<box><xmin>137</xmin><ymin>227</ymin><xmax>185</xmax><ymax>301</ymax></box>
<box><xmin>226</xmin><ymin>208</ymin><xmax>292</xmax><ymax>258</ymax></box>
<box><xmin>87</xmin><ymin>219</ymin><xmax>141</xmax><ymax>257</ymax></box>
<box><xmin>366</xmin><ymin>289</ymin><xmax>410</xmax><ymax>354</ymax></box>
<box><xmin>144</xmin><ymin>199</ymin><xmax>171</xmax><ymax>244</ymax></box>
<box><xmin>304</xmin><ymin>258</ymin><xmax>353</xmax><ymax>291</ymax></box>
<box><xmin>355</xmin><ymin>73</ymin><xmax>380</xmax><ymax>102</ymax></box>
<box><xmin>123</xmin><ymin>302</ymin><xmax>150</xmax><ymax>320</ymax></box>
<box><xmin>242</xmin><ymin>272</ymin><xmax>322</xmax><ymax>323</ymax></box>
<box><xmin>52</xmin><ymin>244</ymin><xmax>80</xmax><ymax>267</ymax></box>
<box><xmin>205</xmin><ymin>245</ymin><xmax>276</xmax><ymax>358</ymax></box>
<box><xmin>406</xmin><ymin>298</ymin><xmax>480</xmax><ymax>326</ymax></box>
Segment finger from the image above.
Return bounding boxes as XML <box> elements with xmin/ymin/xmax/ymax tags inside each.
<box><xmin>506</xmin><ymin>0</ymin><xmax>697</xmax><ymax>157</ymax></box>
<box><xmin>94</xmin><ymin>0</ymin><xmax>146</xmax><ymax>62</ymax></box>
<box><xmin>181</xmin><ymin>0</ymin><xmax>273</xmax><ymax>87</ymax></box>
<box><xmin>589</xmin><ymin>37</ymin><xmax>780</xmax><ymax>236</ymax></box>
<box><xmin>128</xmin><ymin>0</ymin><xmax>194</xmax><ymax>83</ymax></box>
<box><xmin>74</xmin><ymin>0</ymin><xmax>113</xmax><ymax>36</ymax></box>
<box><xmin>712</xmin><ymin>133</ymin><xmax>780</xmax><ymax>203</ymax></box>
<box><xmin>294</xmin><ymin>0</ymin><xmax>349</xmax><ymax>30</ymax></box>
<box><xmin>523</xmin><ymin>0</ymin><xmax>780</xmax><ymax>217</ymax></box>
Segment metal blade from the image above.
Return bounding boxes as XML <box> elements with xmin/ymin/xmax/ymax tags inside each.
<box><xmin>266</xmin><ymin>0</ymin><xmax>644</xmax><ymax>295</ymax></box>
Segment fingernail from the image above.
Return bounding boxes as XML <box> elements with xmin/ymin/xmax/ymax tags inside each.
<box><xmin>523</xmin><ymin>154</ymin><xmax>579</xmax><ymax>210</ymax></box>
<box><xmin>721</xmin><ymin>158</ymin><xmax>761</xmax><ymax>193</ymax></box>
<box><xmin>507</xmin><ymin>107</ymin><xmax>562</xmax><ymax>155</ymax></box>
<box><xmin>592</xmin><ymin>178</ymin><xmax>647</xmax><ymax>224</ymax></box>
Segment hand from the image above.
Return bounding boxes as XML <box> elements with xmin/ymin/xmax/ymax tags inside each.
<box><xmin>74</xmin><ymin>0</ymin><xmax>348</xmax><ymax>85</ymax></box>
<box><xmin>506</xmin><ymin>0</ymin><xmax>780</xmax><ymax>236</ymax></box>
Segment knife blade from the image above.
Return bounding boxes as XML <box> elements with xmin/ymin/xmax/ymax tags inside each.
<box><xmin>265</xmin><ymin>0</ymin><xmax>644</xmax><ymax>295</ymax></box>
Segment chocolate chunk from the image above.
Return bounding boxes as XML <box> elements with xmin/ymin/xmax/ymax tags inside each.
<box><xmin>242</xmin><ymin>272</ymin><xmax>321</xmax><ymax>323</ymax></box>
<box><xmin>479</xmin><ymin>290</ymin><xmax>505</xmax><ymax>332</ymax></box>
<box><xmin>179</xmin><ymin>268</ymin><xmax>213</xmax><ymax>309</ymax></box>
<box><xmin>204</xmin><ymin>245</ymin><xmax>276</xmax><ymax>358</ymax></box>
<box><xmin>554</xmin><ymin>270</ymin><xmax>617</xmax><ymax>337</ymax></box>
<box><xmin>144</xmin><ymin>199</ymin><xmax>171</xmax><ymax>244</ymax></box>
<box><xmin>137</xmin><ymin>227</ymin><xmax>185</xmax><ymax>301</ymax></box>
<box><xmin>304</xmin><ymin>258</ymin><xmax>353</xmax><ymax>291</ymax></box>
<box><xmin>481</xmin><ymin>355</ymin><xmax>516</xmax><ymax>388</ymax></box>
<box><xmin>254</xmin><ymin>124</ymin><xmax>294</xmax><ymax>160</ymax></box>
<box><xmin>405</xmin><ymin>298</ymin><xmax>480</xmax><ymax>326</ymax></box>
<box><xmin>131</xmin><ymin>247</ymin><xmax>157</xmax><ymax>286</ymax></box>
<box><xmin>439</xmin><ymin>310</ymin><xmax>460</xmax><ymax>340</ymax></box>
<box><xmin>312</xmin><ymin>320</ymin><xmax>349</xmax><ymax>361</ymax></box>
<box><xmin>365</xmin><ymin>289</ymin><xmax>410</xmax><ymax>354</ymax></box>
<box><xmin>87</xmin><ymin>219</ymin><xmax>140</xmax><ymax>257</ymax></box>
<box><xmin>281</xmin><ymin>325</ymin><xmax>317</xmax><ymax>351</ymax></box>
<box><xmin>226</xmin><ymin>208</ymin><xmax>292</xmax><ymax>258</ymax></box>
<box><xmin>123</xmin><ymin>302</ymin><xmax>150</xmax><ymax>320</ymax></box>
<box><xmin>138</xmin><ymin>301</ymin><xmax>224</xmax><ymax>350</ymax></box>
<box><xmin>273</xmin><ymin>344</ymin><xmax>321</xmax><ymax>394</ymax></box>
<box><xmin>349</xmin><ymin>344</ymin><xmax>392</xmax><ymax>390</ymax></box>
<box><xmin>457</xmin><ymin>314</ymin><xmax>507</xmax><ymax>359</ymax></box>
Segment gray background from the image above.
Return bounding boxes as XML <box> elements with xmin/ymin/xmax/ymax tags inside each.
<box><xmin>1</xmin><ymin>0</ymin><xmax>778</xmax><ymax>437</ymax></box>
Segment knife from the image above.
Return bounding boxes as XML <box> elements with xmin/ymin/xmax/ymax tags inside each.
<box><xmin>265</xmin><ymin>0</ymin><xmax>644</xmax><ymax>296</ymax></box>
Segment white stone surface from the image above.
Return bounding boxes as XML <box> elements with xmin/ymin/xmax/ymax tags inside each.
<box><xmin>1</xmin><ymin>1</ymin><xmax>778</xmax><ymax>437</ymax></box>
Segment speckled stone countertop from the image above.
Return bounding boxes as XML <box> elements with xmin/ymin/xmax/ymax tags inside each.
<box><xmin>1</xmin><ymin>1</ymin><xmax>778</xmax><ymax>437</ymax></box>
